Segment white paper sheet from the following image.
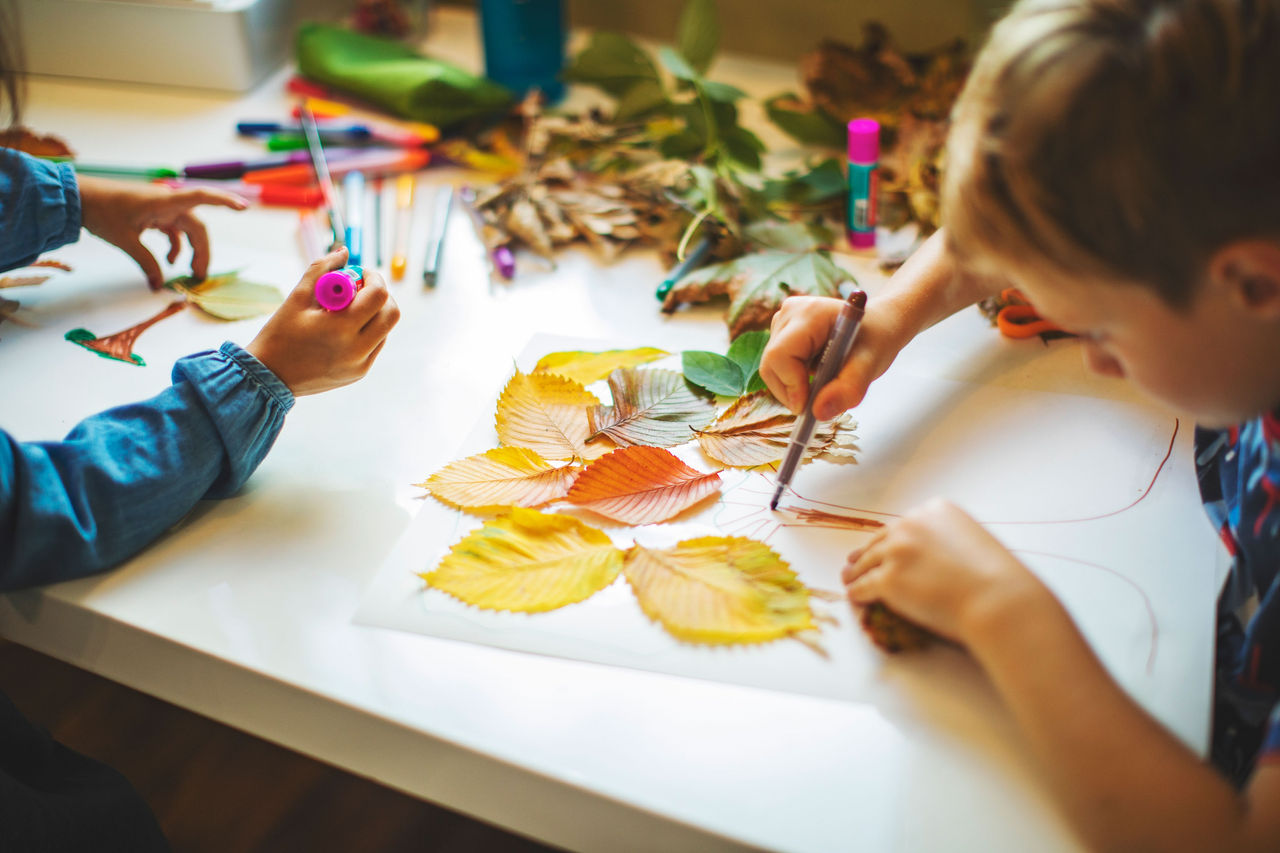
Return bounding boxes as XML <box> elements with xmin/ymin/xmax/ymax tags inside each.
<box><xmin>357</xmin><ymin>331</ymin><xmax>1223</xmax><ymax>750</ymax></box>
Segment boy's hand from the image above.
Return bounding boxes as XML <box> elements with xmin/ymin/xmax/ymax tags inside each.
<box><xmin>841</xmin><ymin>499</ymin><xmax>1052</xmax><ymax>647</ymax></box>
<box><xmin>247</xmin><ymin>249</ymin><xmax>400</xmax><ymax>397</ymax></box>
<box><xmin>77</xmin><ymin>176</ymin><xmax>248</xmax><ymax>290</ymax></box>
<box><xmin>760</xmin><ymin>295</ymin><xmax>905</xmax><ymax>420</ymax></box>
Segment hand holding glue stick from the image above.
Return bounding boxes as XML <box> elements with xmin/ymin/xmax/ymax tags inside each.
<box><xmin>315</xmin><ymin>265</ymin><xmax>364</xmax><ymax>311</ymax></box>
<box><xmin>247</xmin><ymin>248</ymin><xmax>400</xmax><ymax>396</ymax></box>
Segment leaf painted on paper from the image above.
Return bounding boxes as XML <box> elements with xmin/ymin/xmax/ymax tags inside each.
<box><xmin>623</xmin><ymin>536</ymin><xmax>822</xmax><ymax>644</ymax></box>
<box><xmin>681</xmin><ymin>329</ymin><xmax>770</xmax><ymax>396</ymax></box>
<box><xmin>64</xmin><ymin>301</ymin><xmax>187</xmax><ymax>366</ymax></box>
<box><xmin>495</xmin><ymin>370</ymin><xmax>614</xmax><ymax>461</ymax></box>
<box><xmin>694</xmin><ymin>390</ymin><xmax>858</xmax><ymax>467</ymax></box>
<box><xmin>566</xmin><ymin>446</ymin><xmax>721</xmax><ymax>524</ymax></box>
<box><xmin>416</xmin><ymin>447</ymin><xmax>580</xmax><ymax>510</ymax></box>
<box><xmin>587</xmin><ymin>367</ymin><xmax>716</xmax><ymax>447</ymax></box>
<box><xmin>421</xmin><ymin>508</ymin><xmax>624</xmax><ymax>612</ymax></box>
<box><xmin>533</xmin><ymin>347</ymin><xmax>669</xmax><ymax>385</ymax></box>
<box><xmin>166</xmin><ymin>271</ymin><xmax>283</xmax><ymax>321</ymax></box>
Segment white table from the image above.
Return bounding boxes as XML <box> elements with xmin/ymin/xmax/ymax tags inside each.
<box><xmin>0</xmin><ymin>11</ymin><xmax>1223</xmax><ymax>852</ymax></box>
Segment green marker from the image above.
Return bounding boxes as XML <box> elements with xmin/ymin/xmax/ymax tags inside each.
<box><xmin>656</xmin><ymin>236</ymin><xmax>712</xmax><ymax>301</ymax></box>
<box><xmin>73</xmin><ymin>163</ymin><xmax>180</xmax><ymax>180</ymax></box>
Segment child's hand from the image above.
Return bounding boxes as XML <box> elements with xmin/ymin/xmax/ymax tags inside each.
<box><xmin>77</xmin><ymin>176</ymin><xmax>248</xmax><ymax>290</ymax></box>
<box><xmin>841</xmin><ymin>499</ymin><xmax>1052</xmax><ymax>646</ymax></box>
<box><xmin>760</xmin><ymin>295</ymin><xmax>906</xmax><ymax>420</ymax></box>
<box><xmin>246</xmin><ymin>249</ymin><xmax>400</xmax><ymax>397</ymax></box>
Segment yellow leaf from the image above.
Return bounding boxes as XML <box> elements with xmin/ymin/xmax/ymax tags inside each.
<box><xmin>533</xmin><ymin>347</ymin><xmax>669</xmax><ymax>385</ymax></box>
<box><xmin>422</xmin><ymin>508</ymin><xmax>623</xmax><ymax>612</ymax></box>
<box><xmin>417</xmin><ymin>447</ymin><xmax>580</xmax><ymax>510</ymax></box>
<box><xmin>566</xmin><ymin>446</ymin><xmax>721</xmax><ymax>524</ymax></box>
<box><xmin>166</xmin><ymin>271</ymin><xmax>283</xmax><ymax>320</ymax></box>
<box><xmin>623</xmin><ymin>537</ymin><xmax>821</xmax><ymax>644</ymax></box>
<box><xmin>495</xmin><ymin>371</ymin><xmax>613</xmax><ymax>461</ymax></box>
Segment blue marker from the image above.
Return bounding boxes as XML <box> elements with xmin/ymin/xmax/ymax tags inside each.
<box><xmin>343</xmin><ymin>171</ymin><xmax>364</xmax><ymax>267</ymax></box>
<box><xmin>846</xmin><ymin>118</ymin><xmax>880</xmax><ymax>249</ymax></box>
<box><xmin>655</xmin><ymin>236</ymin><xmax>712</xmax><ymax>301</ymax></box>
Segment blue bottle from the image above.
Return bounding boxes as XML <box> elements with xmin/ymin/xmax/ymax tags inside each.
<box><xmin>478</xmin><ymin>0</ymin><xmax>566</xmax><ymax>103</ymax></box>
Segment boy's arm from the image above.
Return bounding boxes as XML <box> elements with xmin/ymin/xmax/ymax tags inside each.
<box><xmin>969</xmin><ymin>589</ymin><xmax>1280</xmax><ymax>852</ymax></box>
<box><xmin>0</xmin><ymin>343</ymin><xmax>294</xmax><ymax>589</ymax></box>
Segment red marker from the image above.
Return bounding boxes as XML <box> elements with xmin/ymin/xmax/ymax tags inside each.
<box><xmin>242</xmin><ymin>149</ymin><xmax>431</xmax><ymax>186</ymax></box>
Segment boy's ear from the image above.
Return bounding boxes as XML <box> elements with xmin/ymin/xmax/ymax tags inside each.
<box><xmin>1209</xmin><ymin>241</ymin><xmax>1280</xmax><ymax>318</ymax></box>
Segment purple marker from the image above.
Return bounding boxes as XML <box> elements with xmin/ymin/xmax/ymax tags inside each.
<box><xmin>315</xmin><ymin>265</ymin><xmax>364</xmax><ymax>311</ymax></box>
<box><xmin>846</xmin><ymin>118</ymin><xmax>880</xmax><ymax>249</ymax></box>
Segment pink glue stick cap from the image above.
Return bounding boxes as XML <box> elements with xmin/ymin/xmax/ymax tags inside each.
<box><xmin>847</xmin><ymin>118</ymin><xmax>880</xmax><ymax>164</ymax></box>
<box><xmin>315</xmin><ymin>266</ymin><xmax>364</xmax><ymax>311</ymax></box>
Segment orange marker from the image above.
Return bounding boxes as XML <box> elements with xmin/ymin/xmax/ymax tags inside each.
<box><xmin>390</xmin><ymin>173</ymin><xmax>415</xmax><ymax>281</ymax></box>
<box><xmin>243</xmin><ymin>149</ymin><xmax>431</xmax><ymax>186</ymax></box>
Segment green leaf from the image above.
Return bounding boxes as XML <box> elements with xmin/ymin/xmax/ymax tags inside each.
<box><xmin>760</xmin><ymin>158</ymin><xmax>847</xmax><ymax>208</ymax></box>
<box><xmin>743</xmin><ymin>219</ymin><xmax>823</xmax><ymax>251</ymax></box>
<box><xmin>718</xmin><ymin>125</ymin><xmax>764</xmax><ymax>171</ymax></box>
<box><xmin>676</xmin><ymin>0</ymin><xmax>719</xmax><ymax>75</ymax></box>
<box><xmin>700</xmin><ymin>80</ymin><xmax>746</xmax><ymax>103</ymax></box>
<box><xmin>613</xmin><ymin>79</ymin><xmax>669</xmax><ymax>121</ymax></box>
<box><xmin>764</xmin><ymin>93</ymin><xmax>847</xmax><ymax>149</ymax></box>
<box><xmin>725</xmin><ymin>329</ymin><xmax>769</xmax><ymax>388</ymax></box>
<box><xmin>658</xmin><ymin>46</ymin><xmax>699</xmax><ymax>83</ymax></box>
<box><xmin>564</xmin><ymin>33</ymin><xmax>661</xmax><ymax>97</ymax></box>
<box><xmin>681</xmin><ymin>350</ymin><xmax>745</xmax><ymax>397</ymax></box>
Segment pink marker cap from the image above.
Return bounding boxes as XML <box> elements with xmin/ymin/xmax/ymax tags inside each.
<box><xmin>315</xmin><ymin>267</ymin><xmax>363</xmax><ymax>311</ymax></box>
<box><xmin>847</xmin><ymin>118</ymin><xmax>880</xmax><ymax>164</ymax></box>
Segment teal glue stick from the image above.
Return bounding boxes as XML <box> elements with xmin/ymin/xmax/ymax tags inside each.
<box><xmin>846</xmin><ymin>118</ymin><xmax>880</xmax><ymax>249</ymax></box>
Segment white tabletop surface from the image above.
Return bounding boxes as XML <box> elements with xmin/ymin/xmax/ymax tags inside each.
<box><xmin>0</xmin><ymin>10</ymin><xmax>1225</xmax><ymax>852</ymax></box>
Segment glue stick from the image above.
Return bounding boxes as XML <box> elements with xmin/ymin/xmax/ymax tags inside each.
<box><xmin>846</xmin><ymin>118</ymin><xmax>880</xmax><ymax>249</ymax></box>
<box><xmin>315</xmin><ymin>265</ymin><xmax>364</xmax><ymax>311</ymax></box>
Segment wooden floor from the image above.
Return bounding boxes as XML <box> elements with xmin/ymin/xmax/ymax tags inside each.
<box><xmin>0</xmin><ymin>640</ymin><xmax>562</xmax><ymax>853</ymax></box>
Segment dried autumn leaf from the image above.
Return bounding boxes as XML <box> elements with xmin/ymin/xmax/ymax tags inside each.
<box><xmin>587</xmin><ymin>367</ymin><xmax>716</xmax><ymax>448</ymax></box>
<box><xmin>661</xmin><ymin>249</ymin><xmax>854</xmax><ymax>339</ymax></box>
<box><xmin>860</xmin><ymin>602</ymin><xmax>936</xmax><ymax>653</ymax></box>
<box><xmin>416</xmin><ymin>447</ymin><xmax>580</xmax><ymax>510</ymax></box>
<box><xmin>421</xmin><ymin>508</ymin><xmax>623</xmax><ymax>612</ymax></box>
<box><xmin>505</xmin><ymin>196</ymin><xmax>555</xmax><ymax>259</ymax></box>
<box><xmin>695</xmin><ymin>390</ymin><xmax>858</xmax><ymax>467</ymax></box>
<box><xmin>566</xmin><ymin>446</ymin><xmax>721</xmax><ymax>524</ymax></box>
<box><xmin>495</xmin><ymin>370</ymin><xmax>614</xmax><ymax>462</ymax></box>
<box><xmin>166</xmin><ymin>271</ymin><xmax>283</xmax><ymax>321</ymax></box>
<box><xmin>533</xmin><ymin>347</ymin><xmax>668</xmax><ymax>385</ymax></box>
<box><xmin>623</xmin><ymin>536</ymin><xmax>821</xmax><ymax>644</ymax></box>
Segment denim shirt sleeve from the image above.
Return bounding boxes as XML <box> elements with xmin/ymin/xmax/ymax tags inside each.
<box><xmin>0</xmin><ymin>342</ymin><xmax>294</xmax><ymax>590</ymax></box>
<box><xmin>0</xmin><ymin>148</ymin><xmax>81</xmax><ymax>272</ymax></box>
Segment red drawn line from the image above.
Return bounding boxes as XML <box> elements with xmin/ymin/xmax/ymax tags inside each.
<box><xmin>1011</xmin><ymin>548</ymin><xmax>1159</xmax><ymax>674</ymax></box>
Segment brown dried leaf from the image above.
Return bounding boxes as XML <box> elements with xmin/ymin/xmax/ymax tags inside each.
<box><xmin>695</xmin><ymin>390</ymin><xmax>858</xmax><ymax>468</ymax></box>
<box><xmin>588</xmin><ymin>367</ymin><xmax>716</xmax><ymax>447</ymax></box>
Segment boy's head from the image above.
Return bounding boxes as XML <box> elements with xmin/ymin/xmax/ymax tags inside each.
<box><xmin>944</xmin><ymin>0</ymin><xmax>1280</xmax><ymax>423</ymax></box>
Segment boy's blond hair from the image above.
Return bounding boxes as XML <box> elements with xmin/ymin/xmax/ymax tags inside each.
<box><xmin>943</xmin><ymin>0</ymin><xmax>1280</xmax><ymax>307</ymax></box>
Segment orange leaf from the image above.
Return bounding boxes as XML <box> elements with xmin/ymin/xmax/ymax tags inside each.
<box><xmin>495</xmin><ymin>370</ymin><xmax>614</xmax><ymax>461</ymax></box>
<box><xmin>566</xmin><ymin>446</ymin><xmax>721</xmax><ymax>524</ymax></box>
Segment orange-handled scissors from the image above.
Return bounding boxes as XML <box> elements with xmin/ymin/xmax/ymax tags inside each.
<box><xmin>994</xmin><ymin>288</ymin><xmax>1072</xmax><ymax>339</ymax></box>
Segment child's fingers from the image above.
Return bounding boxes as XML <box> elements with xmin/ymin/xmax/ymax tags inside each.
<box><xmin>163</xmin><ymin>226</ymin><xmax>182</xmax><ymax>266</ymax></box>
<box><xmin>117</xmin><ymin>237</ymin><xmax>164</xmax><ymax>291</ymax></box>
<box><xmin>357</xmin><ymin>297</ymin><xmax>400</xmax><ymax>351</ymax></box>
<box><xmin>175</xmin><ymin>213</ymin><xmax>213</xmax><ymax>281</ymax></box>
<box><xmin>170</xmin><ymin>187</ymin><xmax>250</xmax><ymax>213</ymax></box>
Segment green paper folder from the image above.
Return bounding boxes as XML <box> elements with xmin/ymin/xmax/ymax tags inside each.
<box><xmin>296</xmin><ymin>24</ymin><xmax>514</xmax><ymax>129</ymax></box>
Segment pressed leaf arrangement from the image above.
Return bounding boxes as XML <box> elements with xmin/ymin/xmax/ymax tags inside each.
<box><xmin>416</xmin><ymin>345</ymin><xmax>861</xmax><ymax>650</ymax></box>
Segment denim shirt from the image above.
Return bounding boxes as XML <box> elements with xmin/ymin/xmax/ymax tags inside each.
<box><xmin>0</xmin><ymin>148</ymin><xmax>295</xmax><ymax>587</ymax></box>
